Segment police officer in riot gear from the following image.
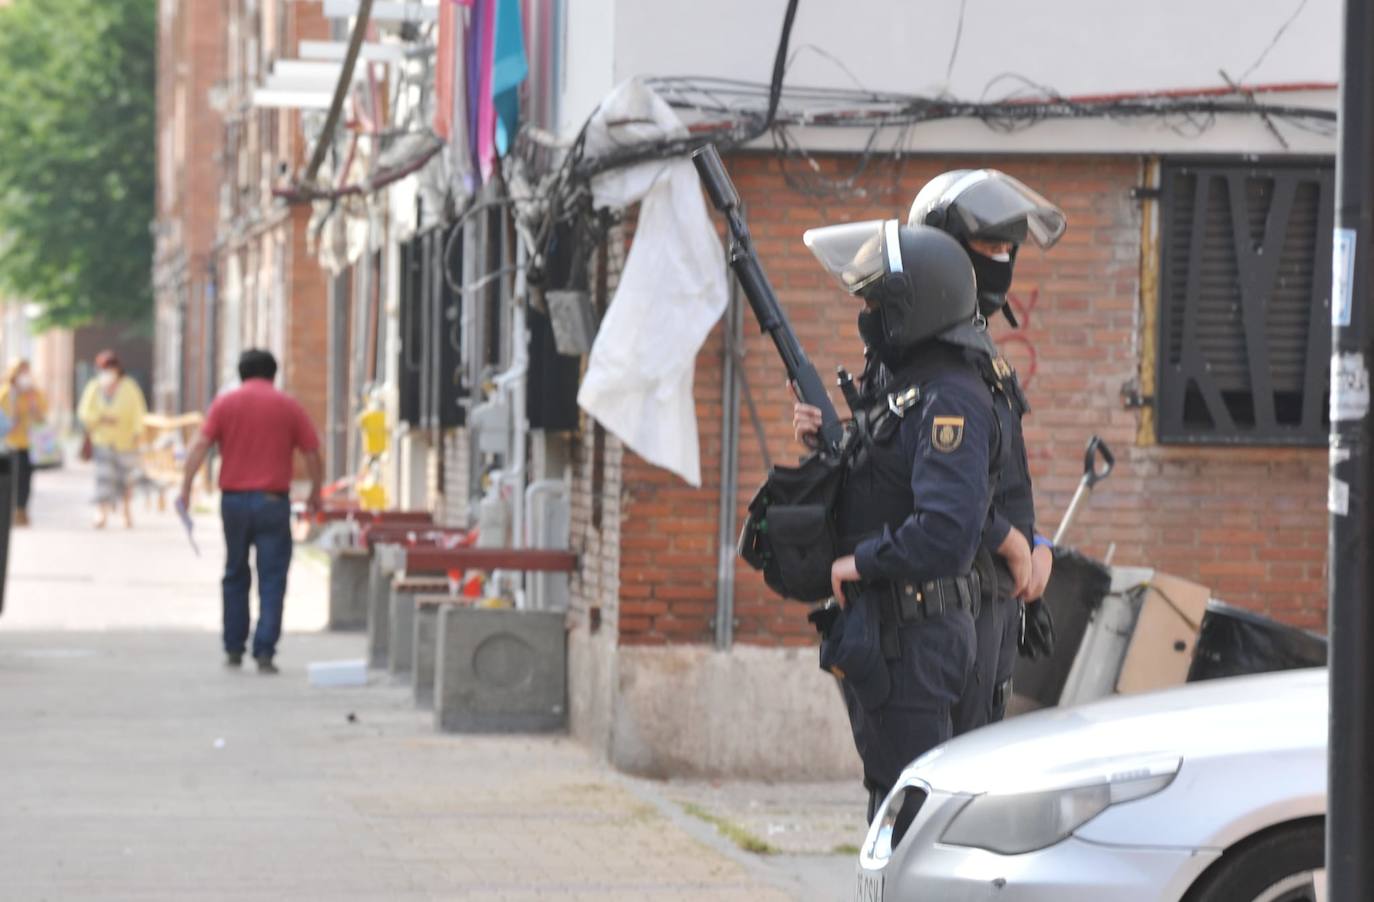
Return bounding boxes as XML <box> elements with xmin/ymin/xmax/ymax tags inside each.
<box><xmin>907</xmin><ymin>169</ymin><xmax>1067</xmax><ymax>731</ymax></box>
<box><xmin>801</xmin><ymin>220</ymin><xmax>1004</xmax><ymax>816</ymax></box>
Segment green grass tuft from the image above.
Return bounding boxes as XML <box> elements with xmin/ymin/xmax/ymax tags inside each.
<box><xmin>680</xmin><ymin>803</ymin><xmax>780</xmax><ymax>856</ymax></box>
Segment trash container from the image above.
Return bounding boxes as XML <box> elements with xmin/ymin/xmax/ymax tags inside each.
<box><xmin>1187</xmin><ymin>600</ymin><xmax>1328</xmax><ymax>682</ymax></box>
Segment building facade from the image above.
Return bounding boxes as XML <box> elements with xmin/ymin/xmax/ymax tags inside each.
<box><xmin>155</xmin><ymin>0</ymin><xmax>1342</xmax><ymax>779</ymax></box>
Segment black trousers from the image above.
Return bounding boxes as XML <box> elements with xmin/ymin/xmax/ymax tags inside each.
<box><xmin>842</xmin><ymin>597</ymin><xmax>978</xmax><ymax>796</ymax></box>
<box><xmin>14</xmin><ymin>449</ymin><xmax>32</xmax><ymax>511</ymax></box>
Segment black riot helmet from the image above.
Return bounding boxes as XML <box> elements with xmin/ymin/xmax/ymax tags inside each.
<box><xmin>804</xmin><ymin>220</ymin><xmax>977</xmax><ymax>358</ymax></box>
<box><xmin>907</xmin><ymin>169</ymin><xmax>1066</xmax><ymax>322</ymax></box>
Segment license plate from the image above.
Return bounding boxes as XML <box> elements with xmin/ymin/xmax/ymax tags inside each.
<box><xmin>856</xmin><ymin>867</ymin><xmax>884</xmax><ymax>902</ymax></box>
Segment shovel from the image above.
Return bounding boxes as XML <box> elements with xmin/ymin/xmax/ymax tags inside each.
<box><xmin>1052</xmin><ymin>435</ymin><xmax>1115</xmax><ymax>547</ymax></box>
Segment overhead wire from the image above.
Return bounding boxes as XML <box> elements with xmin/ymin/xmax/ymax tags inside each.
<box><xmin>945</xmin><ymin>0</ymin><xmax>969</xmax><ymax>85</ymax></box>
<box><xmin>1237</xmin><ymin>0</ymin><xmax>1312</xmax><ymax>85</ymax></box>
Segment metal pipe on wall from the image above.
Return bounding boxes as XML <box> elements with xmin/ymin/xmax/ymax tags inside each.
<box><xmin>714</xmin><ymin>275</ymin><xmax>743</xmax><ymax>650</ymax></box>
<box><xmin>327</xmin><ymin>269</ymin><xmax>351</xmax><ymax>481</ymax></box>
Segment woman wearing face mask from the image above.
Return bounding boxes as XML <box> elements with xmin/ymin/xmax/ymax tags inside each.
<box><xmin>77</xmin><ymin>350</ymin><xmax>148</xmax><ymax>528</ymax></box>
<box><xmin>0</xmin><ymin>360</ymin><xmax>49</xmax><ymax>527</ymax></box>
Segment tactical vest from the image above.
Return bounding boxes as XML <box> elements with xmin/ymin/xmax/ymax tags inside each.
<box><xmin>984</xmin><ymin>358</ymin><xmax>1035</xmax><ymax>542</ymax></box>
<box><xmin>736</xmin><ymin>343</ymin><xmax>1004</xmax><ymax>605</ymax></box>
<box><xmin>835</xmin><ymin>344</ymin><xmax>1000</xmax><ymax>565</ymax></box>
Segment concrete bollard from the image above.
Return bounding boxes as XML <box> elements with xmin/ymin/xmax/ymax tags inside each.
<box><xmin>412</xmin><ymin>596</ymin><xmax>449</xmax><ymax>709</ymax></box>
<box><xmin>433</xmin><ymin>606</ymin><xmax>568</xmax><ymax>733</ymax></box>
<box><xmin>388</xmin><ymin>578</ymin><xmax>448</xmax><ymax>678</ymax></box>
<box><xmin>365</xmin><ymin>544</ymin><xmax>406</xmax><ymax>668</ymax></box>
<box><xmin>327</xmin><ymin>548</ymin><xmax>370</xmax><ymax>631</ymax></box>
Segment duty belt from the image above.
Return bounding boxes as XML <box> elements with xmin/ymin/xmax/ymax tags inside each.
<box><xmin>872</xmin><ymin>571</ymin><xmax>981</xmax><ymax>660</ymax></box>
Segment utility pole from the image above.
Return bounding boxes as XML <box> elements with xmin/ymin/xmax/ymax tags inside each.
<box><xmin>1329</xmin><ymin>0</ymin><xmax>1374</xmax><ymax>897</ymax></box>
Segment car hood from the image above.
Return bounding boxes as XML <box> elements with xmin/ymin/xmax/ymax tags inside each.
<box><xmin>905</xmin><ymin>669</ymin><xmax>1328</xmax><ymax>795</ymax></box>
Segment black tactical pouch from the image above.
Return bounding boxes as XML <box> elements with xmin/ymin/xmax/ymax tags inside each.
<box><xmin>738</xmin><ymin>452</ymin><xmax>844</xmax><ymax>603</ymax></box>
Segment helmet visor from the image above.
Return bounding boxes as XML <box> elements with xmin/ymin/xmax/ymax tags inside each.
<box><xmin>942</xmin><ymin>171</ymin><xmax>1067</xmax><ymax>248</ymax></box>
<box><xmin>803</xmin><ymin>220</ymin><xmax>889</xmax><ymax>294</ymax></box>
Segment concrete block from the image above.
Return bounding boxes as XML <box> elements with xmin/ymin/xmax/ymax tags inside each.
<box><xmin>583</xmin><ymin>640</ymin><xmax>861</xmax><ymax>782</ymax></box>
<box><xmin>327</xmin><ymin>549</ymin><xmax>370</xmax><ymax>631</ymax></box>
<box><xmin>434</xmin><ymin>607</ymin><xmax>567</xmax><ymax>733</ymax></box>
<box><xmin>388</xmin><ymin>578</ymin><xmax>447</xmax><ymax>678</ymax></box>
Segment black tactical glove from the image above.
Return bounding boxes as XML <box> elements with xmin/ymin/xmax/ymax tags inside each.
<box><xmin>1019</xmin><ymin>599</ymin><xmax>1056</xmax><ymax>660</ymax></box>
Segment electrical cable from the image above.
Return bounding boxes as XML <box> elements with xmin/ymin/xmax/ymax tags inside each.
<box><xmin>1238</xmin><ymin>0</ymin><xmax>1312</xmax><ymax>86</ymax></box>
<box><xmin>945</xmin><ymin>0</ymin><xmax>968</xmax><ymax>84</ymax></box>
<box><xmin>571</xmin><ymin>0</ymin><xmax>801</xmax><ymax>181</ymax></box>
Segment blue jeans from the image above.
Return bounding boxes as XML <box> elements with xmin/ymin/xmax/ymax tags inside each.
<box><xmin>221</xmin><ymin>492</ymin><xmax>293</xmax><ymax>658</ymax></box>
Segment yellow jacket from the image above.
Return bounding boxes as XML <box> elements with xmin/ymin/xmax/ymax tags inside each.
<box><xmin>0</xmin><ymin>385</ymin><xmax>48</xmax><ymax>451</ymax></box>
<box><xmin>78</xmin><ymin>376</ymin><xmax>147</xmax><ymax>453</ymax></box>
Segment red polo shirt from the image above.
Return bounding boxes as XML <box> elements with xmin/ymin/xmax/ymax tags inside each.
<box><xmin>202</xmin><ymin>379</ymin><xmax>320</xmax><ymax>493</ymax></box>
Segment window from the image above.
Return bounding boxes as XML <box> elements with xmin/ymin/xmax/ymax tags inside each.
<box><xmin>1157</xmin><ymin>160</ymin><xmax>1334</xmax><ymax>445</ymax></box>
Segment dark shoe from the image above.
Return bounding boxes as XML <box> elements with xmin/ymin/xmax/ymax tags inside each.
<box><xmin>254</xmin><ymin>655</ymin><xmax>279</xmax><ymax>675</ymax></box>
<box><xmin>226</xmin><ymin>652</ymin><xmax>243</xmax><ymax>668</ymax></box>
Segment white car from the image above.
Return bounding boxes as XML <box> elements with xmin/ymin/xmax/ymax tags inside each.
<box><xmin>857</xmin><ymin>669</ymin><xmax>1326</xmax><ymax>902</ymax></box>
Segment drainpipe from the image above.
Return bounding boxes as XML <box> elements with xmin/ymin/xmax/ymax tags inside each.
<box><xmin>714</xmin><ymin>276</ymin><xmax>743</xmax><ymax>650</ymax></box>
<box><xmin>490</xmin><ymin>237</ymin><xmax>529</xmax><ymax>607</ymax></box>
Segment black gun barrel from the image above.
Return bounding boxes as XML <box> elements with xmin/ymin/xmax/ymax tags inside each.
<box><xmin>691</xmin><ymin>144</ymin><xmax>844</xmax><ymax>455</ymax></box>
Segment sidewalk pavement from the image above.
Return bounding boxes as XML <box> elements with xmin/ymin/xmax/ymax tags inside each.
<box><xmin>0</xmin><ymin>463</ymin><xmax>865</xmax><ymax>901</ymax></box>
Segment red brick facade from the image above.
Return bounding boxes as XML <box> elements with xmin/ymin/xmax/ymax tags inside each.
<box><xmin>603</xmin><ymin>152</ymin><xmax>1327</xmax><ymax>646</ymax></box>
<box><xmin>154</xmin><ymin>0</ymin><xmax>226</xmax><ymax>413</ymax></box>
<box><xmin>213</xmin><ymin>1</ymin><xmax>330</xmax><ymax>434</ymax></box>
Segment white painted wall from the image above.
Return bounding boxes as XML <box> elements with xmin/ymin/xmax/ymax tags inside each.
<box><xmin>560</xmin><ymin>0</ymin><xmax>1340</xmax><ymax>154</ymax></box>
<box><xmin>560</xmin><ymin>0</ymin><xmax>619</xmax><ymax>140</ymax></box>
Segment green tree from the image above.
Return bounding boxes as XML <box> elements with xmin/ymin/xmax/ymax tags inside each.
<box><xmin>0</xmin><ymin>0</ymin><xmax>155</xmax><ymax>328</ymax></box>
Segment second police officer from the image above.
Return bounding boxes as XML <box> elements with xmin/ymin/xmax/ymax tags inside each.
<box><xmin>794</xmin><ymin>171</ymin><xmax>1069</xmax><ymax>738</ymax></box>
<box><xmin>907</xmin><ymin>170</ymin><xmax>1067</xmax><ymax>730</ymax></box>
<box><xmin>799</xmin><ymin>218</ymin><xmax>1004</xmax><ymax>817</ymax></box>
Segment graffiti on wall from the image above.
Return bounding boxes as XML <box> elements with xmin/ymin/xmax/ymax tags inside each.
<box><xmin>998</xmin><ymin>288</ymin><xmax>1040</xmax><ymax>389</ymax></box>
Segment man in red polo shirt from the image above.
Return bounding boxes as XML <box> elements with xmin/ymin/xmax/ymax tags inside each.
<box><xmin>177</xmin><ymin>349</ymin><xmax>323</xmax><ymax>673</ymax></box>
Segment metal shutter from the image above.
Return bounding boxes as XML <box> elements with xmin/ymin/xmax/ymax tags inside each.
<box><xmin>1158</xmin><ymin>161</ymin><xmax>1334</xmax><ymax>445</ymax></box>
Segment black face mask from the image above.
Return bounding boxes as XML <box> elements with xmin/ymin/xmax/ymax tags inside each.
<box><xmin>857</xmin><ymin>308</ymin><xmax>907</xmax><ymax>370</ymax></box>
<box><xmin>966</xmin><ymin>243</ymin><xmax>1017</xmax><ymax>317</ymax></box>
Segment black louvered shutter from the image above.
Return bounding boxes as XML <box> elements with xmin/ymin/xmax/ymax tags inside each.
<box><xmin>1158</xmin><ymin>161</ymin><xmax>1334</xmax><ymax>445</ymax></box>
<box><xmin>398</xmin><ymin>235</ymin><xmax>424</xmax><ymax>427</ymax></box>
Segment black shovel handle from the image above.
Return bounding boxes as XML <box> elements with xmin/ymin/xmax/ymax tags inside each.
<box><xmin>1082</xmin><ymin>435</ymin><xmax>1115</xmax><ymax>488</ymax></box>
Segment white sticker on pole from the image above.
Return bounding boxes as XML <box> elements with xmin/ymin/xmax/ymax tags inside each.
<box><xmin>1333</xmin><ymin>228</ymin><xmax>1356</xmax><ymax>328</ymax></box>
<box><xmin>1330</xmin><ymin>476</ymin><xmax>1350</xmax><ymax>516</ymax></box>
<box><xmin>1331</xmin><ymin>352</ymin><xmax>1371</xmax><ymax>422</ymax></box>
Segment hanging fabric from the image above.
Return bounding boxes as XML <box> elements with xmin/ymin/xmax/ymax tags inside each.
<box><xmin>576</xmin><ymin>80</ymin><xmax>728</xmax><ymax>487</ymax></box>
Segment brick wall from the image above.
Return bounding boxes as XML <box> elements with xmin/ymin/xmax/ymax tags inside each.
<box><xmin>440</xmin><ymin>427</ymin><xmax>471</xmax><ymax>527</ymax></box>
<box><xmin>569</xmin><ymin>420</ymin><xmax>625</xmax><ymax>636</ymax></box>
<box><xmin>608</xmin><ymin>151</ymin><xmax>1327</xmax><ymax>646</ymax></box>
<box><xmin>284</xmin><ymin>206</ymin><xmax>329</xmax><ymax>437</ymax></box>
<box><xmin>569</xmin><ymin>238</ymin><xmax>627</xmax><ymax>638</ymax></box>
<box><xmin>154</xmin><ymin>0</ymin><xmax>226</xmax><ymax>413</ymax></box>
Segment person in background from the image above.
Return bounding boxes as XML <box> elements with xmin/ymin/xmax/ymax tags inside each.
<box><xmin>77</xmin><ymin>350</ymin><xmax>147</xmax><ymax>529</ymax></box>
<box><xmin>0</xmin><ymin>359</ymin><xmax>48</xmax><ymax>526</ymax></box>
<box><xmin>177</xmin><ymin>349</ymin><xmax>323</xmax><ymax>675</ymax></box>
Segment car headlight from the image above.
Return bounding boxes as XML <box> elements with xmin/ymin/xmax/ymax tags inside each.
<box><xmin>864</xmin><ymin>781</ymin><xmax>930</xmax><ymax>865</ymax></box>
<box><xmin>940</xmin><ymin>755</ymin><xmax>1181</xmax><ymax>855</ymax></box>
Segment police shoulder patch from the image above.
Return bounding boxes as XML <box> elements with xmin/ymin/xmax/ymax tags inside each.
<box><xmin>932</xmin><ymin>416</ymin><xmax>966</xmax><ymax>453</ymax></box>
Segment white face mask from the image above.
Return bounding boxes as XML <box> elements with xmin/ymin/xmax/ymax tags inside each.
<box><xmin>14</xmin><ymin>374</ymin><xmax>31</xmax><ymax>390</ymax></box>
<box><xmin>98</xmin><ymin>370</ymin><xmax>118</xmax><ymax>390</ymax></box>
